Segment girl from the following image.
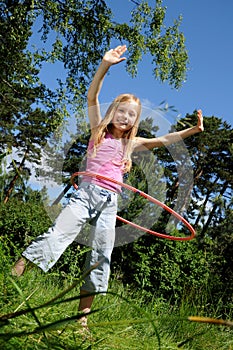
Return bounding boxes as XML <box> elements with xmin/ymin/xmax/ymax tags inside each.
<box><xmin>13</xmin><ymin>45</ymin><xmax>204</xmax><ymax>326</ymax></box>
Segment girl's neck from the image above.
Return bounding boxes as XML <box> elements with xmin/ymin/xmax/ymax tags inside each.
<box><xmin>107</xmin><ymin>126</ymin><xmax>125</xmax><ymax>139</ymax></box>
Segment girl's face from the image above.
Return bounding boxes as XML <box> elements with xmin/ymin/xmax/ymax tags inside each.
<box><xmin>111</xmin><ymin>101</ymin><xmax>139</xmax><ymax>135</ymax></box>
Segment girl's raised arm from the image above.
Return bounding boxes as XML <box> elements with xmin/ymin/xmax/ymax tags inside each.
<box><xmin>87</xmin><ymin>46</ymin><xmax>127</xmax><ymax>133</ymax></box>
<box><xmin>134</xmin><ymin>110</ymin><xmax>204</xmax><ymax>150</ymax></box>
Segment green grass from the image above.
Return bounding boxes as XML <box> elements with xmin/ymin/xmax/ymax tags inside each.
<box><xmin>0</xmin><ymin>263</ymin><xmax>232</xmax><ymax>350</ymax></box>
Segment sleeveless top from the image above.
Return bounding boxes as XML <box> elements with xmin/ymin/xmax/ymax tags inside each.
<box><xmin>82</xmin><ymin>133</ymin><xmax>125</xmax><ymax>192</ymax></box>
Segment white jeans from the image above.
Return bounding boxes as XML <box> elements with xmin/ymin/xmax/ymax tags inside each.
<box><xmin>23</xmin><ymin>182</ymin><xmax>118</xmax><ymax>292</ymax></box>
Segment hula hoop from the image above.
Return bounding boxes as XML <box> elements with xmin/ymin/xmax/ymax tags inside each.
<box><xmin>71</xmin><ymin>171</ymin><xmax>196</xmax><ymax>241</ymax></box>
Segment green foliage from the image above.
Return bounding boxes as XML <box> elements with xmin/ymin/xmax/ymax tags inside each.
<box><xmin>114</xmin><ymin>0</ymin><xmax>188</xmax><ymax>87</ymax></box>
<box><xmin>112</xmin><ymin>232</ymin><xmax>229</xmax><ymax>310</ymax></box>
<box><xmin>0</xmin><ymin>197</ymin><xmax>52</xmax><ymax>253</ymax></box>
<box><xmin>0</xmin><ymin>1</ymin><xmax>64</xmax><ymax>203</ymax></box>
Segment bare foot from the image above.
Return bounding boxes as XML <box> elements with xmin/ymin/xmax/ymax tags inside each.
<box><xmin>12</xmin><ymin>257</ymin><xmax>27</xmax><ymax>277</ymax></box>
<box><xmin>78</xmin><ymin>307</ymin><xmax>90</xmax><ymax>328</ymax></box>
<box><xmin>77</xmin><ymin>315</ymin><xmax>92</xmax><ymax>339</ymax></box>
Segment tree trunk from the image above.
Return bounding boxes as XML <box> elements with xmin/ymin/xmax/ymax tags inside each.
<box><xmin>194</xmin><ymin>175</ymin><xmax>219</xmax><ymax>228</ymax></box>
<box><xmin>200</xmin><ymin>181</ymin><xmax>229</xmax><ymax>236</ymax></box>
<box><xmin>3</xmin><ymin>146</ymin><xmax>30</xmax><ymax>204</ymax></box>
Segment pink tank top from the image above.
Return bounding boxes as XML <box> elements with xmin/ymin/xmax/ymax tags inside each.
<box><xmin>82</xmin><ymin>133</ymin><xmax>125</xmax><ymax>192</ymax></box>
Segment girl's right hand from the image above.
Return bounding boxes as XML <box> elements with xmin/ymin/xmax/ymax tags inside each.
<box><xmin>103</xmin><ymin>45</ymin><xmax>127</xmax><ymax>66</ymax></box>
<box><xmin>196</xmin><ymin>109</ymin><xmax>204</xmax><ymax>132</ymax></box>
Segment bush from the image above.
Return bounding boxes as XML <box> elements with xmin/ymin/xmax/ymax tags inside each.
<box><xmin>0</xmin><ymin>199</ymin><xmax>52</xmax><ymax>254</ymax></box>
<box><xmin>111</xmin><ymin>233</ymin><xmax>230</xmax><ymax>313</ymax></box>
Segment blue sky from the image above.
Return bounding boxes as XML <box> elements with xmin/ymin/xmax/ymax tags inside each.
<box><xmin>101</xmin><ymin>0</ymin><xmax>233</xmax><ymax>127</ymax></box>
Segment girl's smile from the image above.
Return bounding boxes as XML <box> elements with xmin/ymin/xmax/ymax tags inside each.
<box><xmin>111</xmin><ymin>101</ymin><xmax>139</xmax><ymax>136</ymax></box>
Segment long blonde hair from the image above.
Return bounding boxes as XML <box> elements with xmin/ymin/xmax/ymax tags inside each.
<box><xmin>91</xmin><ymin>93</ymin><xmax>141</xmax><ymax>172</ymax></box>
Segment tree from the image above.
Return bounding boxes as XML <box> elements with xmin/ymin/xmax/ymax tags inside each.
<box><xmin>180</xmin><ymin>115</ymin><xmax>232</xmax><ymax>236</ymax></box>
<box><xmin>0</xmin><ymin>1</ymin><xmax>64</xmax><ymax>202</ymax></box>
<box><xmin>31</xmin><ymin>0</ymin><xmax>188</xmax><ymax>105</ymax></box>
<box><xmin>154</xmin><ymin>114</ymin><xmax>232</xmax><ymax>234</ymax></box>
<box><xmin>0</xmin><ymin>0</ymin><xmax>189</xmax><ymax>202</ymax></box>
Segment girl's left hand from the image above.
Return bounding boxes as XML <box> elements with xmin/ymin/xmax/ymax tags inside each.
<box><xmin>197</xmin><ymin>109</ymin><xmax>204</xmax><ymax>132</ymax></box>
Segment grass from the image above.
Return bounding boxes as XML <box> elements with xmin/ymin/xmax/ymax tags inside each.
<box><xmin>0</xmin><ymin>261</ymin><xmax>232</xmax><ymax>350</ymax></box>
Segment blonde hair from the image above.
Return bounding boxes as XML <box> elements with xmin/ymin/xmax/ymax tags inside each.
<box><xmin>91</xmin><ymin>93</ymin><xmax>141</xmax><ymax>172</ymax></box>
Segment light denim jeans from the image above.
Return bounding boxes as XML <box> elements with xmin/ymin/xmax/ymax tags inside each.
<box><xmin>23</xmin><ymin>182</ymin><xmax>118</xmax><ymax>292</ymax></box>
